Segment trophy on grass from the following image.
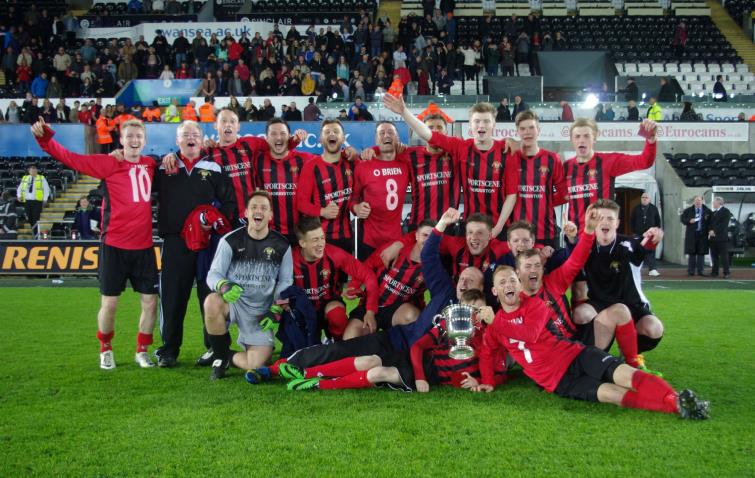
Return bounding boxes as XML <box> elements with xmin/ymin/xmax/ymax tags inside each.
<box><xmin>432</xmin><ymin>304</ymin><xmax>481</xmax><ymax>360</ymax></box>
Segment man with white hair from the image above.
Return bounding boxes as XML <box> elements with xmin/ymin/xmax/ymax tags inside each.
<box><xmin>153</xmin><ymin>120</ymin><xmax>236</xmax><ymax>368</ymax></box>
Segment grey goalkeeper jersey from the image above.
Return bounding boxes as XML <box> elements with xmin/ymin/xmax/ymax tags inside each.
<box><xmin>207</xmin><ymin>226</ymin><xmax>293</xmax><ymax>316</ymax></box>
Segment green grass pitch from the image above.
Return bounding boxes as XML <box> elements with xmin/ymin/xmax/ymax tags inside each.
<box><xmin>0</xmin><ymin>286</ymin><xmax>753</xmax><ymax>477</ymax></box>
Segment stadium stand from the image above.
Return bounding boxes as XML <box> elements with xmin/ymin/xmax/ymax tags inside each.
<box><xmin>665</xmin><ymin>152</ymin><xmax>755</xmax><ymax>187</ymax></box>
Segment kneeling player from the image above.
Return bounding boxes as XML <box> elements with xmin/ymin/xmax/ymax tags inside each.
<box><xmin>292</xmin><ymin>215</ymin><xmax>378</xmax><ymax>340</ymax></box>
<box><xmin>343</xmin><ymin>220</ymin><xmax>435</xmax><ymax>339</ymax></box>
<box><xmin>573</xmin><ymin>199</ymin><xmax>665</xmax><ymax>369</ymax></box>
<box><xmin>515</xmin><ymin>205</ymin><xmax>647</xmax><ymax>371</ymax></box>
<box><xmin>203</xmin><ymin>191</ymin><xmax>293</xmax><ymax>380</ymax></box>
<box><xmin>473</xmin><ymin>266</ymin><xmax>709</xmax><ymax>420</ymax></box>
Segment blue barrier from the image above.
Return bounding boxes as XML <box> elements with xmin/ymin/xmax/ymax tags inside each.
<box><xmin>0</xmin><ymin>122</ymin><xmax>408</xmax><ymax>158</ymax></box>
<box><xmin>140</xmin><ymin>121</ymin><xmax>409</xmax><ymax>156</ymax></box>
<box><xmin>117</xmin><ymin>79</ymin><xmax>202</xmax><ymax>107</ymax></box>
<box><xmin>0</xmin><ymin>124</ymin><xmax>87</xmax><ymax>157</ymax></box>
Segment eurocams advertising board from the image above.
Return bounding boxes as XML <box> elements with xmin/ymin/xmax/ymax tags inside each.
<box><xmin>138</xmin><ymin>121</ymin><xmax>409</xmax><ymax>156</ymax></box>
<box><xmin>0</xmin><ymin>241</ymin><xmax>163</xmax><ymax>275</ymax></box>
<box><xmin>460</xmin><ymin>122</ymin><xmax>751</xmax><ymax>142</ymax></box>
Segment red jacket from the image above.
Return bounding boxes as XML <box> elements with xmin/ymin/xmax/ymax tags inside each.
<box><xmin>181</xmin><ymin>205</ymin><xmax>232</xmax><ymax>251</ymax></box>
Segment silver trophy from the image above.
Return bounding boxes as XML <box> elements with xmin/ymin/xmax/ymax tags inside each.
<box><xmin>432</xmin><ymin>304</ymin><xmax>480</xmax><ymax>360</ymax></box>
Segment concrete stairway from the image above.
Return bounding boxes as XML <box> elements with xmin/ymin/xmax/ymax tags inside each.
<box><xmin>707</xmin><ymin>0</ymin><xmax>755</xmax><ymax>72</ymax></box>
<box><xmin>18</xmin><ymin>176</ymin><xmax>101</xmax><ymax>239</ymax></box>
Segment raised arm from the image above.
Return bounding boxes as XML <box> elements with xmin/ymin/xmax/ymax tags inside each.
<box><xmin>32</xmin><ymin>120</ymin><xmax>118</xmax><ymax>179</ymax></box>
<box><xmin>383</xmin><ymin>93</ymin><xmax>432</xmax><ymax>142</ymax></box>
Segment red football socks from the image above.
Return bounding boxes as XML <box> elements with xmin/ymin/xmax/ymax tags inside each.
<box><xmin>632</xmin><ymin>370</ymin><xmax>679</xmax><ymax>413</ymax></box>
<box><xmin>615</xmin><ymin>321</ymin><xmax>640</xmax><ymax>366</ymax></box>
<box><xmin>304</xmin><ymin>357</ymin><xmax>357</xmax><ymax>378</ymax></box>
<box><xmin>269</xmin><ymin>358</ymin><xmax>287</xmax><ymax>376</ymax></box>
<box><xmin>318</xmin><ymin>370</ymin><xmax>373</xmax><ymax>390</ymax></box>
<box><xmin>136</xmin><ymin>333</ymin><xmax>153</xmax><ymax>353</ymax></box>
<box><xmin>325</xmin><ymin>307</ymin><xmax>348</xmax><ymax>341</ymax></box>
<box><xmin>97</xmin><ymin>330</ymin><xmax>114</xmax><ymax>352</ymax></box>
<box><xmin>620</xmin><ymin>371</ymin><xmax>679</xmax><ymax>414</ymax></box>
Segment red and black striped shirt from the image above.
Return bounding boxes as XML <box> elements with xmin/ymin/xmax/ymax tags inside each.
<box><xmin>509</xmin><ymin>148</ymin><xmax>564</xmax><ymax>243</ymax></box>
<box><xmin>410</xmin><ymin>320</ymin><xmax>507</xmax><ymax>387</ymax></box>
<box><xmin>208</xmin><ymin>137</ymin><xmax>261</xmax><ymax>222</ymax></box>
<box><xmin>361</xmin><ymin>243</ymin><xmax>426</xmax><ymax>309</ymax></box>
<box><xmin>401</xmin><ymin>146</ymin><xmax>461</xmax><ymax>229</ymax></box>
<box><xmin>560</xmin><ymin>142</ymin><xmax>656</xmax><ymax>229</ymax></box>
<box><xmin>292</xmin><ymin>244</ymin><xmax>378</xmax><ymax>312</ymax></box>
<box><xmin>428</xmin><ymin>132</ymin><xmax>515</xmax><ymax>224</ymax></box>
<box><xmin>253</xmin><ymin>149</ymin><xmax>316</xmax><ymax>237</ymax></box>
<box><xmin>534</xmin><ymin>232</ymin><xmax>595</xmax><ymax>339</ymax></box>
<box><xmin>440</xmin><ymin>235</ymin><xmax>511</xmax><ymax>283</ymax></box>
<box><xmin>296</xmin><ymin>155</ymin><xmax>355</xmax><ymax>241</ymax></box>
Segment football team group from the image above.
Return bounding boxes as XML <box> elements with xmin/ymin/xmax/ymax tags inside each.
<box><xmin>29</xmin><ymin>91</ymin><xmax>710</xmax><ymax>420</ymax></box>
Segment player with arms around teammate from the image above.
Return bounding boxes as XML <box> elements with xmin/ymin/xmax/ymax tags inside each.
<box><xmin>203</xmin><ymin>191</ymin><xmax>293</xmax><ymax>380</ymax></box>
<box><xmin>508</xmin><ymin>111</ymin><xmax>564</xmax><ymax>246</ymax></box>
<box><xmin>31</xmin><ymin>117</ymin><xmax>159</xmax><ymax>370</ymax></box>
<box><xmin>472</xmin><ymin>266</ymin><xmax>709</xmax><ymax>420</ymax></box>
<box><xmin>296</xmin><ymin>119</ymin><xmax>356</xmax><ymax>252</ymax></box>
<box><xmin>573</xmin><ymin>199</ymin><xmax>665</xmax><ymax>369</ymax></box>
<box><xmin>384</xmin><ymin>94</ymin><xmax>517</xmax><ymax>239</ymax></box>
<box><xmin>350</xmin><ymin>121</ymin><xmax>409</xmax><ymax>260</ymax></box>
<box><xmin>560</xmin><ymin>118</ymin><xmax>658</xmax><ymax>304</ymax></box>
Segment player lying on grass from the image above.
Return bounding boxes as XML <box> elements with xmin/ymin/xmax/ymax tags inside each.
<box><xmin>573</xmin><ymin>199</ymin><xmax>665</xmax><ymax>370</ymax></box>
<box><xmin>203</xmin><ymin>191</ymin><xmax>293</xmax><ymax>380</ymax></box>
<box><xmin>32</xmin><ymin>117</ymin><xmax>159</xmax><ymax>370</ymax></box>
<box><xmin>244</xmin><ymin>209</ymin><xmax>486</xmax><ymax>385</ymax></box>
<box><xmin>282</xmin><ymin>289</ymin><xmax>507</xmax><ymax>392</ymax></box>
<box><xmin>472</xmin><ymin>266</ymin><xmax>709</xmax><ymax>419</ymax></box>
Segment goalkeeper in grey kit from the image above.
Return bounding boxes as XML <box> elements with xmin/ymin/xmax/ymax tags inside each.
<box><xmin>204</xmin><ymin>191</ymin><xmax>293</xmax><ymax>380</ymax></box>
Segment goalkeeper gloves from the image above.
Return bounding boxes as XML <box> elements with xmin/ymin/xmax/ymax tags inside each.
<box><xmin>216</xmin><ymin>279</ymin><xmax>244</xmax><ymax>304</ymax></box>
<box><xmin>259</xmin><ymin>304</ymin><xmax>283</xmax><ymax>331</ymax></box>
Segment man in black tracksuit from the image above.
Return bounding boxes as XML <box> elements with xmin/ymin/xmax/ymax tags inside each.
<box><xmin>154</xmin><ymin>121</ymin><xmax>236</xmax><ymax>367</ymax></box>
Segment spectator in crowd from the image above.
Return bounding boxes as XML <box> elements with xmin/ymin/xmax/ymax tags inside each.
<box><xmin>672</xmin><ymin>22</ymin><xmax>687</xmax><ymax>59</ymax></box>
<box><xmin>630</xmin><ymin>192</ymin><xmax>661</xmax><ymax>276</ymax></box>
<box><xmin>128</xmin><ymin>0</ymin><xmax>143</xmax><ymax>13</ymax></box>
<box><xmin>39</xmin><ymin>99</ymin><xmax>56</xmax><ymax>123</ymax></box>
<box><xmin>303</xmin><ymin>97</ymin><xmax>322</xmax><ymax>121</ymax></box>
<box><xmin>560</xmin><ymin>100</ymin><xmax>574</xmax><ymax>121</ymax></box>
<box><xmin>73</xmin><ymin>196</ymin><xmax>100</xmax><ymax>239</ymax></box>
<box><xmin>680</xmin><ymin>102</ymin><xmax>699</xmax><ymax>121</ymax></box>
<box><xmin>646</xmin><ymin>97</ymin><xmax>662</xmax><ymax>121</ymax></box>
<box><xmin>622</xmin><ymin>77</ymin><xmax>639</xmax><ymax>102</ymax></box>
<box><xmin>54</xmin><ymin>101</ymin><xmax>69</xmax><ymax>122</ymax></box>
<box><xmin>595</xmin><ymin>104</ymin><xmax>606</xmax><ymax>122</ymax></box>
<box><xmin>604</xmin><ymin>104</ymin><xmax>615</xmax><ymax>121</ymax></box>
<box><xmin>713</xmin><ymin>75</ymin><xmax>728</xmax><ymax>102</ymax></box>
<box><xmin>627</xmin><ymin>100</ymin><xmax>639</xmax><ymax>121</ymax></box>
<box><xmin>496</xmin><ymin>98</ymin><xmax>511</xmax><ymax>121</ymax></box>
<box><xmin>200</xmin><ymin>72</ymin><xmax>216</xmax><ymax>97</ymax></box>
<box><xmin>261</xmin><ymin>98</ymin><xmax>276</xmax><ymax>120</ymax></box>
<box><xmin>68</xmin><ymin>101</ymin><xmax>80</xmax><ymax>123</ymax></box>
<box><xmin>461</xmin><ymin>42</ymin><xmax>480</xmax><ymax>80</ymax></box>
<box><xmin>657</xmin><ymin>77</ymin><xmax>675</xmax><ymax>103</ymax></box>
<box><xmin>338</xmin><ymin>109</ymin><xmax>348</xmax><ymax>120</ymax></box>
<box><xmin>159</xmin><ymin>65</ymin><xmax>175</xmax><ymax>81</ymax></box>
<box><xmin>512</xmin><ymin>95</ymin><xmax>527</xmax><ymax>117</ymax></box>
<box><xmin>47</xmin><ymin>76</ymin><xmax>63</xmax><ymax>98</ymax></box>
<box><xmin>30</xmin><ymin>72</ymin><xmax>49</xmax><ymax>98</ymax></box>
<box><xmin>5</xmin><ymin>101</ymin><xmax>21</xmax><ymax>123</ymax></box>
<box><xmin>284</xmin><ymin>101</ymin><xmax>303</xmax><ymax>121</ymax></box>
<box><xmin>241</xmin><ymin>98</ymin><xmax>258</xmax><ymax>121</ymax></box>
